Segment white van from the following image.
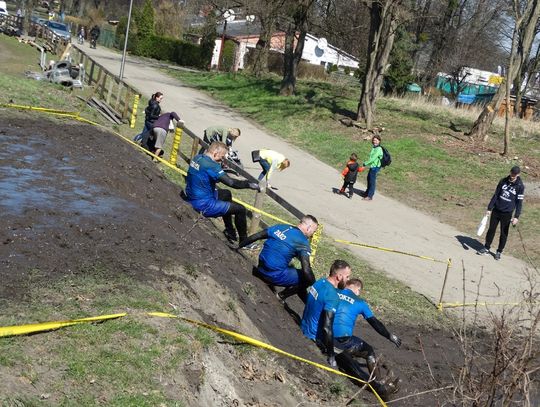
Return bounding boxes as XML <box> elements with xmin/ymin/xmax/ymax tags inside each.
<box><xmin>0</xmin><ymin>1</ymin><xmax>8</xmax><ymax>16</ymax></box>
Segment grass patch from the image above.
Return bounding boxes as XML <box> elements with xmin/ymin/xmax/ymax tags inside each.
<box><xmin>0</xmin><ymin>267</ymin><xmax>209</xmax><ymax>406</ymax></box>
<box><xmin>165</xmin><ymin>69</ymin><xmax>540</xmax><ymax>265</ymax></box>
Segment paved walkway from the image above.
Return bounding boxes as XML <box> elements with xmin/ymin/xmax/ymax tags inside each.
<box><xmin>77</xmin><ymin>44</ymin><xmax>532</xmax><ymax>312</ymax></box>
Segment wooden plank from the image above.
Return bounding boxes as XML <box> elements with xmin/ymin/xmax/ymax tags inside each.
<box><xmin>99</xmin><ymin>71</ymin><xmax>107</xmax><ymax>99</ymax></box>
<box><xmin>88</xmin><ymin>60</ymin><xmax>96</xmax><ymax>86</ymax></box>
<box><xmin>90</xmin><ymin>97</ymin><xmax>122</xmax><ymax>124</ymax></box>
<box><xmin>106</xmin><ymin>77</ymin><xmax>114</xmax><ymax>104</ymax></box>
<box><xmin>115</xmin><ymin>83</ymin><xmax>124</xmax><ymax>111</ymax></box>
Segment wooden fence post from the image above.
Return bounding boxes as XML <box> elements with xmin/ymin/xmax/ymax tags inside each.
<box><xmin>88</xmin><ymin>60</ymin><xmax>95</xmax><ymax>86</ymax></box>
<box><xmin>248</xmin><ymin>185</ymin><xmax>266</xmax><ymax>235</ymax></box>
<box><xmin>190</xmin><ymin>137</ymin><xmax>200</xmax><ymax>159</ymax></box>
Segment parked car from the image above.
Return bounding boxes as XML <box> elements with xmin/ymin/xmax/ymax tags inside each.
<box><xmin>0</xmin><ymin>1</ymin><xmax>8</xmax><ymax>16</ymax></box>
<box><xmin>46</xmin><ymin>20</ymin><xmax>71</xmax><ymax>42</ymax></box>
<box><xmin>31</xmin><ymin>15</ymin><xmax>49</xmax><ymax>26</ymax></box>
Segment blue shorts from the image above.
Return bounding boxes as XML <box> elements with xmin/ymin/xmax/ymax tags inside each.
<box><xmin>190</xmin><ymin>198</ymin><xmax>231</xmax><ymax>218</ymax></box>
<box><xmin>258</xmin><ymin>265</ymin><xmax>301</xmax><ymax>287</ymax></box>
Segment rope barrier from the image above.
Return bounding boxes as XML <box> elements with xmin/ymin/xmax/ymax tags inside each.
<box><xmin>334</xmin><ymin>239</ymin><xmax>448</xmax><ymax>264</ymax></box>
<box><xmin>438</xmin><ymin>301</ymin><xmax>539</xmax><ymax>309</ymax></box>
<box><xmin>0</xmin><ymin>311</ymin><xmax>388</xmax><ymax>406</ymax></box>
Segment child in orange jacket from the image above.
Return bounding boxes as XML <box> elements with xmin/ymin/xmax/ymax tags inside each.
<box><xmin>339</xmin><ymin>153</ymin><xmax>363</xmax><ymax>199</ymax></box>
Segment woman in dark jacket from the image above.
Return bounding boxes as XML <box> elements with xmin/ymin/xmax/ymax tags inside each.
<box><xmin>133</xmin><ymin>92</ymin><xmax>163</xmax><ymax>142</ymax></box>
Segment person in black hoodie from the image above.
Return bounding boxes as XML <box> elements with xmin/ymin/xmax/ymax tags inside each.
<box><xmin>133</xmin><ymin>92</ymin><xmax>163</xmax><ymax>143</ymax></box>
<box><xmin>338</xmin><ymin>153</ymin><xmax>363</xmax><ymax>199</ymax></box>
<box><xmin>477</xmin><ymin>166</ymin><xmax>525</xmax><ymax>260</ymax></box>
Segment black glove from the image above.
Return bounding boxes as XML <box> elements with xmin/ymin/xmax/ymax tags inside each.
<box><xmin>327</xmin><ymin>355</ymin><xmax>337</xmax><ymax>368</ymax></box>
<box><xmin>389</xmin><ymin>333</ymin><xmax>402</xmax><ymax>348</ymax></box>
<box><xmin>248</xmin><ymin>182</ymin><xmax>260</xmax><ymax>192</ymax></box>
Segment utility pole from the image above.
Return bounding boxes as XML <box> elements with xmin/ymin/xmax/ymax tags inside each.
<box><xmin>216</xmin><ymin>20</ymin><xmax>227</xmax><ymax>71</ymax></box>
<box><xmin>119</xmin><ymin>0</ymin><xmax>134</xmax><ymax>80</ymax></box>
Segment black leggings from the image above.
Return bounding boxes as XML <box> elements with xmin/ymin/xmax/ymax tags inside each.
<box><xmin>485</xmin><ymin>209</ymin><xmax>512</xmax><ymax>252</ymax></box>
<box><xmin>341</xmin><ymin>181</ymin><xmax>355</xmax><ymax>195</ymax></box>
<box><xmin>217</xmin><ymin>189</ymin><xmax>247</xmax><ymax>241</ymax></box>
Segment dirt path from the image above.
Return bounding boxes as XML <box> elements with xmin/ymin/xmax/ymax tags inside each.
<box><xmin>78</xmin><ymin>44</ymin><xmax>532</xmax><ymax>312</ymax></box>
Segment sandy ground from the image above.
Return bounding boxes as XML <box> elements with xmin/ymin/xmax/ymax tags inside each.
<box><xmin>76</xmin><ymin>44</ymin><xmax>533</xmax><ymax>313</ymax></box>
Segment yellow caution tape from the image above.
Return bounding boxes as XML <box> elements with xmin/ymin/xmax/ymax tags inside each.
<box><xmin>0</xmin><ymin>103</ymin><xmax>79</xmax><ymax>115</ymax></box>
<box><xmin>232</xmin><ymin>197</ymin><xmax>291</xmax><ymax>225</ymax></box>
<box><xmin>1</xmin><ymin>311</ymin><xmax>387</xmax><ymax>405</ymax></box>
<box><xmin>438</xmin><ymin>301</ymin><xmax>538</xmax><ymax>309</ymax></box>
<box><xmin>130</xmin><ymin>94</ymin><xmax>140</xmax><ymax>129</ymax></box>
<box><xmin>147</xmin><ymin>312</ymin><xmax>388</xmax><ymax>407</ymax></box>
<box><xmin>334</xmin><ymin>239</ymin><xmax>447</xmax><ymax>264</ymax></box>
<box><xmin>0</xmin><ymin>313</ymin><xmax>127</xmax><ymax>337</ymax></box>
<box><xmin>169</xmin><ymin>126</ymin><xmax>183</xmax><ymax>165</ymax></box>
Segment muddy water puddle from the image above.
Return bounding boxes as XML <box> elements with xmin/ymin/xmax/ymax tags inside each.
<box><xmin>0</xmin><ymin>133</ymin><xmax>132</xmax><ymax>220</ymax></box>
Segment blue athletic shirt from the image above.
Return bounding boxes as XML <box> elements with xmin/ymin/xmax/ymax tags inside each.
<box><xmin>259</xmin><ymin>224</ymin><xmax>311</xmax><ymax>271</ymax></box>
<box><xmin>333</xmin><ymin>288</ymin><xmax>374</xmax><ymax>338</ymax></box>
<box><xmin>185</xmin><ymin>154</ymin><xmax>224</xmax><ymax>201</ymax></box>
<box><xmin>301</xmin><ymin>278</ymin><xmax>339</xmax><ymax>340</ymax></box>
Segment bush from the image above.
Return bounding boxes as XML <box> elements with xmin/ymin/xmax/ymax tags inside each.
<box><xmin>220</xmin><ymin>40</ymin><xmax>236</xmax><ymax>72</ymax></box>
<box><xmin>130</xmin><ymin>34</ymin><xmax>211</xmax><ymax>69</ymax></box>
<box><xmin>297</xmin><ymin>61</ymin><xmax>327</xmax><ymax>80</ymax></box>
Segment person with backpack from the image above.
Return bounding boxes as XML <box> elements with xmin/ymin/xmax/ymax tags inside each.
<box><xmin>338</xmin><ymin>153</ymin><xmax>364</xmax><ymax>199</ymax></box>
<box><xmin>133</xmin><ymin>92</ymin><xmax>163</xmax><ymax>143</ymax></box>
<box><xmin>361</xmin><ymin>135</ymin><xmax>386</xmax><ymax>201</ymax></box>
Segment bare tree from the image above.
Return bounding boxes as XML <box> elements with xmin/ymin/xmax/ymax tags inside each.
<box><xmin>278</xmin><ymin>0</ymin><xmax>315</xmax><ymax>96</ymax></box>
<box><xmin>247</xmin><ymin>0</ymin><xmax>287</xmax><ymax>77</ymax></box>
<box><xmin>468</xmin><ymin>0</ymin><xmax>540</xmax><ymax>147</ymax></box>
<box><xmin>357</xmin><ymin>0</ymin><xmax>403</xmax><ymax>129</ymax></box>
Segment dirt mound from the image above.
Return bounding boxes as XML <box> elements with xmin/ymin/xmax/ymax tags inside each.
<box><xmin>0</xmin><ymin>114</ymin><xmax>463</xmax><ymax>406</ymax></box>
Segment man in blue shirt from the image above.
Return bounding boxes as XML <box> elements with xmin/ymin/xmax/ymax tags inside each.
<box><xmin>185</xmin><ymin>142</ymin><xmax>259</xmax><ymax>244</ymax></box>
<box><xmin>334</xmin><ymin>278</ymin><xmax>401</xmax><ymax>381</ymax></box>
<box><xmin>301</xmin><ymin>260</ymin><xmax>352</xmax><ymax>367</ymax></box>
<box><xmin>238</xmin><ymin>215</ymin><xmax>319</xmax><ymax>302</ymax></box>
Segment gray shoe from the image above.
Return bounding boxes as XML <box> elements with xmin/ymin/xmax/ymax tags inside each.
<box><xmin>477</xmin><ymin>247</ymin><xmax>489</xmax><ymax>255</ymax></box>
<box><xmin>240</xmin><ymin>242</ymin><xmax>259</xmax><ymax>251</ymax></box>
<box><xmin>495</xmin><ymin>251</ymin><xmax>501</xmax><ymax>260</ymax></box>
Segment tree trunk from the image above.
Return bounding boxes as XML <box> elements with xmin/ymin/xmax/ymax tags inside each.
<box><xmin>280</xmin><ymin>28</ymin><xmax>307</xmax><ymax>96</ymax></box>
<box><xmin>357</xmin><ymin>1</ymin><xmax>399</xmax><ymax>128</ymax></box>
<box><xmin>252</xmin><ymin>16</ymin><xmax>273</xmax><ymax>78</ymax></box>
<box><xmin>469</xmin><ymin>0</ymin><xmax>540</xmax><ymax>142</ymax></box>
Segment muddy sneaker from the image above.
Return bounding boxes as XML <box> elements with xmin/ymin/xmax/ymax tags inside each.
<box><xmin>275</xmin><ymin>291</ymin><xmax>286</xmax><ymax>304</ymax></box>
<box><xmin>476</xmin><ymin>247</ymin><xmax>489</xmax><ymax>255</ymax></box>
<box><xmin>386</xmin><ymin>377</ymin><xmax>401</xmax><ymax>395</ymax></box>
<box><xmin>240</xmin><ymin>242</ymin><xmax>259</xmax><ymax>251</ymax></box>
<box><xmin>223</xmin><ymin>229</ymin><xmax>238</xmax><ymax>243</ymax></box>
<box><xmin>495</xmin><ymin>251</ymin><xmax>502</xmax><ymax>260</ymax></box>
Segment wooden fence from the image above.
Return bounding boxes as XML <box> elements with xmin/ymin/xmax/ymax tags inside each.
<box><xmin>70</xmin><ymin>46</ymin><xmax>140</xmax><ymax>120</ymax></box>
<box><xmin>66</xmin><ymin>45</ymin><xmax>303</xmax><ymax>227</ymax></box>
<box><xmin>175</xmin><ymin>128</ymin><xmax>305</xmax><ymax>231</ymax></box>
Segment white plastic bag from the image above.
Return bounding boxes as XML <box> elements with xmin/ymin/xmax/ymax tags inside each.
<box><xmin>476</xmin><ymin>214</ymin><xmax>489</xmax><ymax>236</ymax></box>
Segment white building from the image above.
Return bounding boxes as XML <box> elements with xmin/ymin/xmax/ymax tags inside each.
<box><xmin>212</xmin><ymin>20</ymin><xmax>360</xmax><ymax>71</ymax></box>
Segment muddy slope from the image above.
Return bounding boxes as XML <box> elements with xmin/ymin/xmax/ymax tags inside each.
<box><xmin>0</xmin><ymin>115</ymin><xmax>463</xmax><ymax>406</ymax></box>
